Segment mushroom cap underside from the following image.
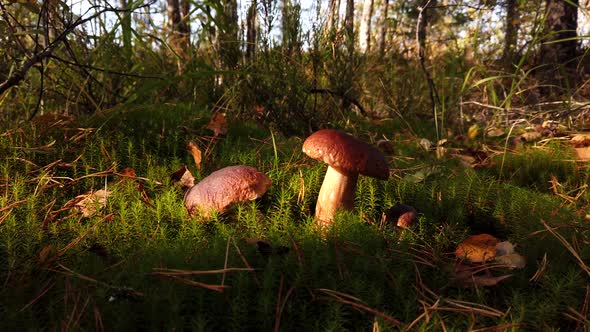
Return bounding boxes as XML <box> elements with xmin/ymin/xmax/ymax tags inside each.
<box><xmin>302</xmin><ymin>129</ymin><xmax>389</xmax><ymax>180</ymax></box>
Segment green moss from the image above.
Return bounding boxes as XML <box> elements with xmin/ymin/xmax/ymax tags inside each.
<box><xmin>0</xmin><ymin>107</ymin><xmax>588</xmax><ymax>330</ymax></box>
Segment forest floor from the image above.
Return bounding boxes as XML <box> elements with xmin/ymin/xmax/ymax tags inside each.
<box><xmin>1</xmin><ymin>104</ymin><xmax>589</xmax><ymax>331</ymax></box>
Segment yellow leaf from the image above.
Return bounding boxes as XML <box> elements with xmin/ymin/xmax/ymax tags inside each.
<box><xmin>187</xmin><ymin>141</ymin><xmax>202</xmax><ymax>170</ymax></box>
<box><xmin>467</xmin><ymin>124</ymin><xmax>479</xmax><ymax>140</ymax></box>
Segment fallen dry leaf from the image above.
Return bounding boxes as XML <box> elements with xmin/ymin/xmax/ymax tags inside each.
<box><xmin>495</xmin><ymin>241</ymin><xmax>516</xmax><ymax>256</ymax></box>
<box><xmin>65</xmin><ymin>189</ymin><xmax>111</xmax><ymax>218</ymax></box>
<box><xmin>571</xmin><ymin>134</ymin><xmax>590</xmax><ymax>147</ymax></box>
<box><xmin>520</xmin><ymin>131</ymin><xmax>542</xmax><ymax>142</ymax></box>
<box><xmin>170</xmin><ymin>165</ymin><xmax>195</xmax><ymax>190</ymax></box>
<box><xmin>468</xmin><ymin>124</ymin><xmax>479</xmax><ymax>140</ymax></box>
<box><xmin>469</xmin><ymin>273</ymin><xmax>513</xmax><ymax>287</ymax></box>
<box><xmin>136</xmin><ymin>182</ymin><xmax>153</xmax><ymax>207</ymax></box>
<box><xmin>187</xmin><ymin>141</ymin><xmax>202</xmax><ymax>170</ymax></box>
<box><xmin>451</xmin><ymin>148</ymin><xmax>494</xmax><ymax>169</ymax></box>
<box><xmin>119</xmin><ymin>167</ymin><xmax>137</xmax><ymax>179</ymax></box>
<box><xmin>574</xmin><ymin>147</ymin><xmax>590</xmax><ymax>161</ymax></box>
<box><xmin>419</xmin><ymin>138</ymin><xmax>432</xmax><ymax>151</ymax></box>
<box><xmin>452</xmin><ymin>262</ymin><xmax>513</xmax><ymax>287</ymax></box>
<box><xmin>206</xmin><ymin>113</ymin><xmax>228</xmax><ymax>136</ymax></box>
<box><xmin>486</xmin><ymin>127</ymin><xmax>504</xmax><ymax>137</ymax></box>
<box><xmin>436</xmin><ymin>145</ymin><xmax>447</xmax><ymax>159</ymax></box>
<box><xmin>455</xmin><ymin>234</ymin><xmax>499</xmax><ymax>263</ymax></box>
<box><xmin>495</xmin><ymin>253</ymin><xmax>526</xmax><ymax>269</ymax></box>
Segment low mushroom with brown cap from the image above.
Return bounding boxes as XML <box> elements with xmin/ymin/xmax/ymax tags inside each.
<box><xmin>302</xmin><ymin>129</ymin><xmax>389</xmax><ymax>228</ymax></box>
<box><xmin>184</xmin><ymin>165</ymin><xmax>271</xmax><ymax>218</ymax></box>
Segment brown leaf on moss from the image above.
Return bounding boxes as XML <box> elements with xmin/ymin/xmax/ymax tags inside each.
<box><xmin>65</xmin><ymin>189</ymin><xmax>111</xmax><ymax>218</ymax></box>
<box><xmin>119</xmin><ymin>167</ymin><xmax>136</xmax><ymax>178</ymax></box>
<box><xmin>452</xmin><ymin>262</ymin><xmax>513</xmax><ymax>288</ymax></box>
<box><xmin>455</xmin><ymin>234</ymin><xmax>499</xmax><ymax>263</ymax></box>
<box><xmin>170</xmin><ymin>165</ymin><xmax>195</xmax><ymax>190</ymax></box>
<box><xmin>572</xmin><ymin>134</ymin><xmax>590</xmax><ymax>160</ymax></box>
<box><xmin>574</xmin><ymin>147</ymin><xmax>590</xmax><ymax>161</ymax></box>
<box><xmin>571</xmin><ymin>134</ymin><xmax>590</xmax><ymax>147</ymax></box>
<box><xmin>469</xmin><ymin>273</ymin><xmax>513</xmax><ymax>287</ymax></box>
<box><xmin>186</xmin><ymin>141</ymin><xmax>202</xmax><ymax>170</ymax></box>
<box><xmin>495</xmin><ymin>253</ymin><xmax>527</xmax><ymax>269</ymax></box>
<box><xmin>451</xmin><ymin>148</ymin><xmax>495</xmax><ymax>169</ymax></box>
<box><xmin>206</xmin><ymin>113</ymin><xmax>228</xmax><ymax>137</ymax></box>
<box><xmin>117</xmin><ymin>167</ymin><xmax>137</xmax><ymax>183</ymax></box>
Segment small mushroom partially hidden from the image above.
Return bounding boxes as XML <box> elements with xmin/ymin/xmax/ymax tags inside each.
<box><xmin>184</xmin><ymin>165</ymin><xmax>271</xmax><ymax>218</ymax></box>
<box><xmin>385</xmin><ymin>204</ymin><xmax>418</xmax><ymax>229</ymax></box>
<box><xmin>302</xmin><ymin>129</ymin><xmax>389</xmax><ymax>228</ymax></box>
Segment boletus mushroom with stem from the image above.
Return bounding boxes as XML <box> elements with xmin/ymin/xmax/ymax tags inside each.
<box><xmin>184</xmin><ymin>165</ymin><xmax>271</xmax><ymax>219</ymax></box>
<box><xmin>302</xmin><ymin>129</ymin><xmax>389</xmax><ymax>228</ymax></box>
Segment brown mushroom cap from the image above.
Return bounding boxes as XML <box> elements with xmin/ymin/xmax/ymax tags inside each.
<box><xmin>302</xmin><ymin>129</ymin><xmax>389</xmax><ymax>180</ymax></box>
<box><xmin>184</xmin><ymin>165</ymin><xmax>271</xmax><ymax>218</ymax></box>
<box><xmin>385</xmin><ymin>204</ymin><xmax>418</xmax><ymax>229</ymax></box>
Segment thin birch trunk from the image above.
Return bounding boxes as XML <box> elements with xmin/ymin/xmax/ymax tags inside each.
<box><xmin>376</xmin><ymin>0</ymin><xmax>389</xmax><ymax>57</ymax></box>
<box><xmin>359</xmin><ymin>0</ymin><xmax>374</xmax><ymax>53</ymax></box>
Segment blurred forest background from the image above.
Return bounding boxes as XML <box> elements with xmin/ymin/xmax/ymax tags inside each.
<box><xmin>2</xmin><ymin>0</ymin><xmax>590</xmax><ymax>136</ymax></box>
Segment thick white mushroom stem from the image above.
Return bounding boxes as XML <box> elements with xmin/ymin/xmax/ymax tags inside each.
<box><xmin>315</xmin><ymin>166</ymin><xmax>359</xmax><ymax>228</ymax></box>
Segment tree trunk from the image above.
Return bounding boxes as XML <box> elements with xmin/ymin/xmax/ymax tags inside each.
<box><xmin>120</xmin><ymin>0</ymin><xmax>132</xmax><ymax>66</ymax></box>
<box><xmin>417</xmin><ymin>0</ymin><xmax>436</xmax><ymax>57</ymax></box>
<box><xmin>540</xmin><ymin>0</ymin><xmax>578</xmax><ymax>65</ymax></box>
<box><xmin>324</xmin><ymin>0</ymin><xmax>339</xmax><ymax>37</ymax></box>
<box><xmin>282</xmin><ymin>0</ymin><xmax>292</xmax><ymax>55</ymax></box>
<box><xmin>376</xmin><ymin>0</ymin><xmax>389</xmax><ymax>57</ymax></box>
<box><xmin>501</xmin><ymin>0</ymin><xmax>520</xmax><ymax>69</ymax></box>
<box><xmin>167</xmin><ymin>0</ymin><xmax>181</xmax><ymax>49</ymax></box>
<box><xmin>344</xmin><ymin>0</ymin><xmax>355</xmax><ymax>55</ymax></box>
<box><xmin>216</xmin><ymin>0</ymin><xmax>239</xmax><ymax>82</ymax></box>
<box><xmin>538</xmin><ymin>0</ymin><xmax>578</xmax><ymax>92</ymax></box>
<box><xmin>179</xmin><ymin>0</ymin><xmax>191</xmax><ymax>49</ymax></box>
<box><xmin>282</xmin><ymin>0</ymin><xmax>301</xmax><ymax>57</ymax></box>
<box><xmin>167</xmin><ymin>0</ymin><xmax>184</xmax><ymax>74</ymax></box>
<box><xmin>246</xmin><ymin>0</ymin><xmax>257</xmax><ymax>63</ymax></box>
<box><xmin>359</xmin><ymin>0</ymin><xmax>374</xmax><ymax>53</ymax></box>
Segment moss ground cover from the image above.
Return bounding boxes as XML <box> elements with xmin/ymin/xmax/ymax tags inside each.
<box><xmin>0</xmin><ymin>105</ymin><xmax>589</xmax><ymax>331</ymax></box>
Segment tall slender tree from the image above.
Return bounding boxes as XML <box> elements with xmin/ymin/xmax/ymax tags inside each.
<box><xmin>246</xmin><ymin>0</ymin><xmax>257</xmax><ymax>63</ymax></box>
<box><xmin>167</xmin><ymin>0</ymin><xmax>181</xmax><ymax>46</ymax></box>
<box><xmin>344</xmin><ymin>0</ymin><xmax>355</xmax><ymax>55</ymax></box>
<box><xmin>216</xmin><ymin>0</ymin><xmax>239</xmax><ymax>79</ymax></box>
<box><xmin>538</xmin><ymin>0</ymin><xmax>578</xmax><ymax>91</ymax></box>
<box><xmin>376</xmin><ymin>0</ymin><xmax>389</xmax><ymax>57</ymax></box>
<box><xmin>539</xmin><ymin>0</ymin><xmax>578</xmax><ymax>67</ymax></box>
<box><xmin>120</xmin><ymin>0</ymin><xmax>132</xmax><ymax>65</ymax></box>
<box><xmin>324</xmin><ymin>0</ymin><xmax>340</xmax><ymax>37</ymax></box>
<box><xmin>179</xmin><ymin>0</ymin><xmax>191</xmax><ymax>49</ymax></box>
<box><xmin>502</xmin><ymin>0</ymin><xmax>519</xmax><ymax>68</ymax></box>
<box><xmin>359</xmin><ymin>0</ymin><xmax>375</xmax><ymax>53</ymax></box>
